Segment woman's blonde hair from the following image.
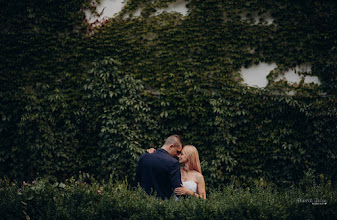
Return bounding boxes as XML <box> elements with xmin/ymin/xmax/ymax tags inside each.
<box><xmin>182</xmin><ymin>145</ymin><xmax>202</xmax><ymax>174</ymax></box>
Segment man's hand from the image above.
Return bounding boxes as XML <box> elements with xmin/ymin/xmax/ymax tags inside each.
<box><xmin>146</xmin><ymin>148</ymin><xmax>156</xmax><ymax>154</ymax></box>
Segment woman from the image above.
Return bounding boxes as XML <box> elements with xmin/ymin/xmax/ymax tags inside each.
<box><xmin>147</xmin><ymin>145</ymin><xmax>206</xmax><ymax>199</ymax></box>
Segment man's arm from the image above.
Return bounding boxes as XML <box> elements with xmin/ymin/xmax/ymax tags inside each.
<box><xmin>170</xmin><ymin>161</ymin><xmax>182</xmax><ymax>190</ymax></box>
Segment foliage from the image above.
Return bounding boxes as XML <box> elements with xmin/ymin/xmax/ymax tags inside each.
<box><xmin>82</xmin><ymin>57</ymin><xmax>157</xmax><ymax>180</ymax></box>
<box><xmin>1</xmin><ymin>0</ymin><xmax>337</xmax><ymax>188</ymax></box>
<box><xmin>0</xmin><ymin>176</ymin><xmax>336</xmax><ymax>219</ymax></box>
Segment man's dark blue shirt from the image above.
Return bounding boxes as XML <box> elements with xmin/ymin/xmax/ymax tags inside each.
<box><xmin>134</xmin><ymin>148</ymin><xmax>182</xmax><ymax>200</ymax></box>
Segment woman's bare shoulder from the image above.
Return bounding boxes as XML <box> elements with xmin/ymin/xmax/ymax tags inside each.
<box><xmin>191</xmin><ymin>170</ymin><xmax>204</xmax><ymax>182</ymax></box>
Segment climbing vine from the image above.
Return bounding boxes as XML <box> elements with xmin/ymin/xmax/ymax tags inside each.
<box><xmin>1</xmin><ymin>0</ymin><xmax>336</xmax><ymax>187</ymax></box>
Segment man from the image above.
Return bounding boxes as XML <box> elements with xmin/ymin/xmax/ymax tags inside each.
<box><xmin>134</xmin><ymin>135</ymin><xmax>183</xmax><ymax>200</ymax></box>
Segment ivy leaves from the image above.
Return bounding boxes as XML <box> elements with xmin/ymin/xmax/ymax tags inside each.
<box><xmin>1</xmin><ymin>0</ymin><xmax>336</xmax><ymax>188</ymax></box>
<box><xmin>83</xmin><ymin>57</ymin><xmax>156</xmax><ymax>180</ymax></box>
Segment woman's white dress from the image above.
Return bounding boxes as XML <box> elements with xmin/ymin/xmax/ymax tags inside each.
<box><xmin>174</xmin><ymin>180</ymin><xmax>197</xmax><ymax>200</ymax></box>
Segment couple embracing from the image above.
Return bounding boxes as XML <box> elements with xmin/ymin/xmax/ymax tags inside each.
<box><xmin>134</xmin><ymin>135</ymin><xmax>206</xmax><ymax>200</ymax></box>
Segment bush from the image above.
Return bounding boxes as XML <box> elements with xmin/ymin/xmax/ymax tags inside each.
<box><xmin>1</xmin><ymin>176</ymin><xmax>336</xmax><ymax>219</ymax></box>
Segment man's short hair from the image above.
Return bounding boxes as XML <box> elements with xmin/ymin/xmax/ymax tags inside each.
<box><xmin>164</xmin><ymin>135</ymin><xmax>182</xmax><ymax>148</ymax></box>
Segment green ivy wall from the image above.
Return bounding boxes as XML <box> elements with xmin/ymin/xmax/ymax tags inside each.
<box><xmin>1</xmin><ymin>0</ymin><xmax>336</xmax><ymax>188</ymax></box>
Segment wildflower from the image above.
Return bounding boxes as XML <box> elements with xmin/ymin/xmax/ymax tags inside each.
<box><xmin>98</xmin><ymin>190</ymin><xmax>102</xmax><ymax>195</ymax></box>
<box><xmin>32</xmin><ymin>181</ymin><xmax>36</xmax><ymax>184</ymax></box>
<box><xmin>79</xmin><ymin>171</ymin><xmax>82</xmax><ymax>174</ymax></box>
<box><xmin>23</xmin><ymin>181</ymin><xmax>28</xmax><ymax>186</ymax></box>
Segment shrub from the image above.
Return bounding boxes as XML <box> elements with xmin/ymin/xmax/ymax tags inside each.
<box><xmin>0</xmin><ymin>177</ymin><xmax>336</xmax><ymax>219</ymax></box>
